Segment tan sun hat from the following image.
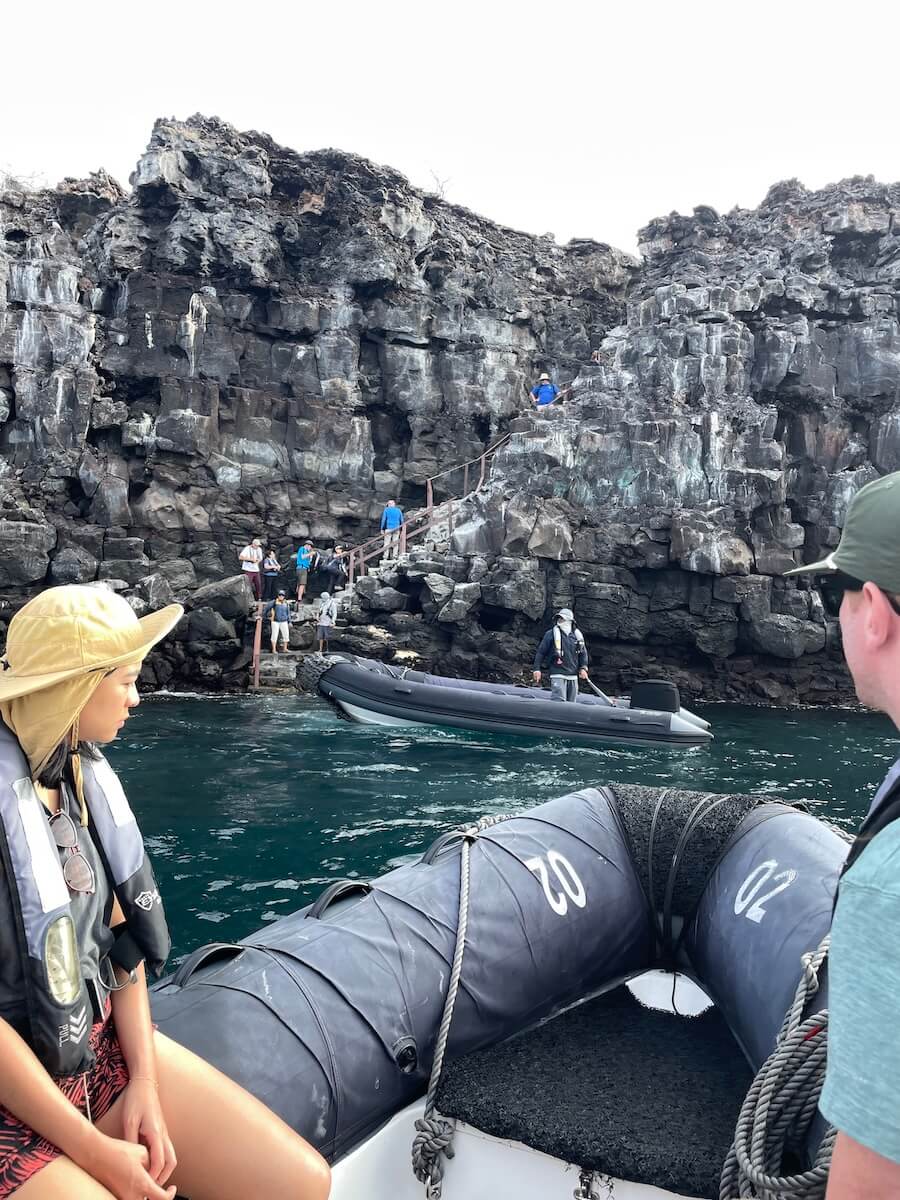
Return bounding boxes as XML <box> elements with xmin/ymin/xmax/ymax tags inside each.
<box><xmin>0</xmin><ymin>585</ymin><xmax>184</xmax><ymax>702</ymax></box>
<box><xmin>539</xmin><ymin>372</ymin><xmax>551</xmax><ymax>381</ymax></box>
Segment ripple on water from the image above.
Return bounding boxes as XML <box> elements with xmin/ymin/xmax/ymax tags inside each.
<box><xmin>108</xmin><ymin>693</ymin><xmax>898</xmax><ymax>959</ymax></box>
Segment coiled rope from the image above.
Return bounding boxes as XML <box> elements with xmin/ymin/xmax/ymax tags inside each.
<box><xmin>720</xmin><ymin>934</ymin><xmax>835</xmax><ymax>1200</ymax></box>
<box><xmin>411</xmin><ymin>814</ymin><xmax>510</xmax><ymax>1199</ymax></box>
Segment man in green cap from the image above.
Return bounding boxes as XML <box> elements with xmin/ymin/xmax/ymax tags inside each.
<box><xmin>785</xmin><ymin>470</ymin><xmax>900</xmax><ymax>1197</ymax></box>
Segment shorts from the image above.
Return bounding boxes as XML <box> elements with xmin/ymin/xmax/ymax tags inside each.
<box><xmin>317</xmin><ymin>625</ymin><xmax>332</xmax><ymax>641</ymax></box>
<box><xmin>271</xmin><ymin>620</ymin><xmax>290</xmax><ymax>643</ymax></box>
<box><xmin>0</xmin><ymin>1012</ymin><xmax>129</xmax><ymax>1198</ymax></box>
<box><xmin>296</xmin><ymin>570</ymin><xmax>308</xmax><ymax>585</ymax></box>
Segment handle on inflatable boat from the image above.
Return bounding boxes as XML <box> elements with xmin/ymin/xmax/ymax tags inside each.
<box><xmin>307</xmin><ymin>879</ymin><xmax>373</xmax><ymax>919</ymax></box>
<box><xmin>392</xmin><ymin>684</ymin><xmax>414</xmax><ymax>694</ymax></box>
<box><xmin>421</xmin><ymin>830</ymin><xmax>467</xmax><ymax>864</ymax></box>
<box><xmin>170</xmin><ymin>941</ymin><xmax>245</xmax><ymax>988</ymax></box>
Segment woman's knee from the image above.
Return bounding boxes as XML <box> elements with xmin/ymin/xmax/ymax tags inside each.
<box><xmin>15</xmin><ymin>1156</ymin><xmax>116</xmax><ymax>1199</ymax></box>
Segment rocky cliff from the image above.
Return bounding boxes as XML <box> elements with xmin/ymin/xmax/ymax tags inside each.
<box><xmin>2</xmin><ymin>116</ymin><xmax>897</xmax><ymax>703</ymax></box>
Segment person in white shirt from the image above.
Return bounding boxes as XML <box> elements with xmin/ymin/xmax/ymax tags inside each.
<box><xmin>239</xmin><ymin>538</ymin><xmax>263</xmax><ymax>601</ymax></box>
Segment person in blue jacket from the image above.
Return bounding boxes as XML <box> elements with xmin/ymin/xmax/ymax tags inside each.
<box><xmin>532</xmin><ymin>608</ymin><xmax>589</xmax><ymax>701</ymax></box>
<box><xmin>380</xmin><ymin>499</ymin><xmax>404</xmax><ymax>561</ymax></box>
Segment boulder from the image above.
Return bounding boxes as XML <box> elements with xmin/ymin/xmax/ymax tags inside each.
<box><xmin>136</xmin><ymin>572</ymin><xmax>177</xmax><ymax>609</ymax></box>
<box><xmin>0</xmin><ymin>520</ymin><xmax>56</xmax><ymax>585</ymax></box>
<box><xmin>49</xmin><ymin>543</ymin><xmax>98</xmax><ymax>585</ymax></box>
<box><xmin>156</xmin><ymin>558</ymin><xmax>198</xmax><ymax>592</ymax></box>
<box><xmin>748</xmin><ymin>614</ymin><xmax>826</xmax><ymax>659</ymax></box>
<box><xmin>370</xmin><ymin>586</ymin><xmax>408</xmax><ymax>612</ymax></box>
<box><xmin>188</xmin><ymin>575</ymin><xmax>253</xmax><ymax>620</ymax></box>
<box><xmin>438</xmin><ymin>582</ymin><xmax>482</xmax><ymax>624</ymax></box>
<box><xmin>527</xmin><ymin>506</ymin><xmax>573</xmax><ymax>561</ymax></box>
<box><xmin>670</xmin><ymin>513</ymin><xmax>753</xmax><ymax>576</ymax></box>
<box><xmin>188</xmin><ymin>607</ymin><xmax>237</xmax><ymax>641</ymax></box>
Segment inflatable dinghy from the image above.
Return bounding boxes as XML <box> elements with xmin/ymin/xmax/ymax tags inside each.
<box><xmin>152</xmin><ymin>783</ymin><xmax>846</xmax><ymax>1199</ymax></box>
<box><xmin>300</xmin><ymin>654</ymin><xmax>713</xmax><ymax>749</ymax></box>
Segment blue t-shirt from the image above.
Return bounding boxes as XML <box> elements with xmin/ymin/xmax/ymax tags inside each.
<box><xmin>381</xmin><ymin>506</ymin><xmax>404</xmax><ymax>531</ymax></box>
<box><xmin>531</xmin><ymin>383</ymin><xmax>559</xmax><ymax>407</ymax></box>
<box><xmin>819</xmin><ymin>758</ymin><xmax>900</xmax><ymax>1162</ymax></box>
<box><xmin>295</xmin><ymin>547</ymin><xmax>314</xmax><ymax>571</ymax></box>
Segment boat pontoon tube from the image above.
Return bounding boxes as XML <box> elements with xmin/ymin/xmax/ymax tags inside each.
<box><xmin>152</xmin><ymin>788</ymin><xmax>652</xmax><ymax>1160</ymax></box>
<box><xmin>685</xmin><ymin>802</ymin><xmax>848</xmax><ymax>1069</ymax></box>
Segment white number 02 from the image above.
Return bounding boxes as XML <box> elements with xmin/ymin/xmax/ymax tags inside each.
<box><xmin>524</xmin><ymin>851</ymin><xmax>587</xmax><ymax>916</ymax></box>
<box><xmin>733</xmin><ymin>860</ymin><xmax>797</xmax><ymax>924</ymax></box>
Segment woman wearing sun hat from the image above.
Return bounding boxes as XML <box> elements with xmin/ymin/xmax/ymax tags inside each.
<box><xmin>0</xmin><ymin>586</ymin><xmax>330</xmax><ymax>1200</ymax></box>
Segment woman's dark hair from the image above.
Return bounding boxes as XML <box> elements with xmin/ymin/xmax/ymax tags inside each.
<box><xmin>37</xmin><ymin>740</ymin><xmax>100</xmax><ymax>789</ymax></box>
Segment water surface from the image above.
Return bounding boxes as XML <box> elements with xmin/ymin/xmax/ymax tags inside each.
<box><xmin>108</xmin><ymin>694</ymin><xmax>899</xmax><ymax>960</ymax></box>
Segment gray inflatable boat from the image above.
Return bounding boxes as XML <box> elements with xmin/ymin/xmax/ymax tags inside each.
<box><xmin>151</xmin><ymin>783</ymin><xmax>846</xmax><ymax>1199</ymax></box>
<box><xmin>306</xmin><ymin>654</ymin><xmax>712</xmax><ymax>749</ymax></box>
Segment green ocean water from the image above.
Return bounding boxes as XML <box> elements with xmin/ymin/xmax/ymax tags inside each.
<box><xmin>106</xmin><ymin>693</ymin><xmax>899</xmax><ymax>962</ymax></box>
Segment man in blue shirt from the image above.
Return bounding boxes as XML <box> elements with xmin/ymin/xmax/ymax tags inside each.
<box><xmin>530</xmin><ymin>372</ymin><xmax>559</xmax><ymax>408</ymax></box>
<box><xmin>380</xmin><ymin>499</ymin><xmax>404</xmax><ymax>562</ymax></box>
<box><xmin>784</xmin><ymin>471</ymin><xmax>900</xmax><ymax>1197</ymax></box>
<box><xmin>293</xmin><ymin>540</ymin><xmax>319</xmax><ymax>603</ymax></box>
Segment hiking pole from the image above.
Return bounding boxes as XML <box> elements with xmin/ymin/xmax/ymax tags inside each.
<box><xmin>583</xmin><ymin>675</ymin><xmax>615</xmax><ymax>706</ymax></box>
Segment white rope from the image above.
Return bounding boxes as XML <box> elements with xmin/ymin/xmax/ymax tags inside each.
<box><xmin>720</xmin><ymin>935</ymin><xmax>834</xmax><ymax>1199</ymax></box>
<box><xmin>411</xmin><ymin>814</ymin><xmax>509</xmax><ymax>1199</ymax></box>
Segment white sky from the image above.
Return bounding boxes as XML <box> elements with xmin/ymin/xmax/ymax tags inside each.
<box><xmin>3</xmin><ymin>1</ymin><xmax>899</xmax><ymax>254</ymax></box>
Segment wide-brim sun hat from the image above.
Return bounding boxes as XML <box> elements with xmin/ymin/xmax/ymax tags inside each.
<box><xmin>539</xmin><ymin>373</ymin><xmax>551</xmax><ymax>381</ymax></box>
<box><xmin>0</xmin><ymin>585</ymin><xmax>184</xmax><ymax>702</ymax></box>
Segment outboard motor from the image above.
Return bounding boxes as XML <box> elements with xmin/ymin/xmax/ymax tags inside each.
<box><xmin>630</xmin><ymin>678</ymin><xmax>681</xmax><ymax>713</ymax></box>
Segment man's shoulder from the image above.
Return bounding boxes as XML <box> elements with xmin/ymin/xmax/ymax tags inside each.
<box><xmin>844</xmin><ymin>819</ymin><xmax>900</xmax><ymax>897</ymax></box>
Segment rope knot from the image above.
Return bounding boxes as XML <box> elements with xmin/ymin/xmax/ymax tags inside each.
<box><xmin>412</xmin><ymin>1114</ymin><xmax>456</xmax><ymax>1198</ymax></box>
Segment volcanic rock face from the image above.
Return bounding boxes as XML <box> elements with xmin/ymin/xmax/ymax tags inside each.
<box><xmin>1</xmin><ymin>117</ymin><xmax>897</xmax><ymax>702</ymax></box>
<box><xmin>0</xmin><ymin>117</ymin><xmax>633</xmax><ymax>687</ymax></box>
<box><xmin>341</xmin><ymin>178</ymin><xmax>900</xmax><ymax>705</ymax></box>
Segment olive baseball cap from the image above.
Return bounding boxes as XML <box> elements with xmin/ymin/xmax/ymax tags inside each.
<box><xmin>784</xmin><ymin>471</ymin><xmax>900</xmax><ymax>591</ymax></box>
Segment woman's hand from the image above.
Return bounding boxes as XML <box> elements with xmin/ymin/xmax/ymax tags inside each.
<box><xmin>119</xmin><ymin>1077</ymin><xmax>177</xmax><ymax>1185</ymax></box>
<box><xmin>82</xmin><ymin>1128</ymin><xmax>176</xmax><ymax>1200</ymax></box>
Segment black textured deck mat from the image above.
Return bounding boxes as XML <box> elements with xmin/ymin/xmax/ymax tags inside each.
<box><xmin>609</xmin><ymin>783</ymin><xmax>763</xmax><ymax>924</ymax></box>
<box><xmin>437</xmin><ymin>985</ymin><xmax>751</xmax><ymax>1198</ymax></box>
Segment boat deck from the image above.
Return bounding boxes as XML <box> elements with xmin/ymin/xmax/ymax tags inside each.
<box><xmin>437</xmin><ymin>982</ymin><xmax>751</xmax><ymax>1199</ymax></box>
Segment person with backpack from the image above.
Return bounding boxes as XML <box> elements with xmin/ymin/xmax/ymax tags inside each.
<box><xmin>293</xmin><ymin>540</ymin><xmax>319</xmax><ymax>603</ymax></box>
<box><xmin>317</xmin><ymin>591</ymin><xmax>340</xmax><ymax>653</ymax></box>
<box><xmin>263</xmin><ymin>590</ymin><xmax>292</xmax><ymax>654</ymax></box>
<box><xmin>260</xmin><ymin>546</ymin><xmax>282</xmax><ymax>601</ymax></box>
<box><xmin>783</xmin><ymin>472</ymin><xmax>900</xmax><ymax>1198</ymax></box>
<box><xmin>321</xmin><ymin>546</ymin><xmax>349</xmax><ymax>592</ymax></box>
<box><xmin>380</xmin><ymin>499</ymin><xmax>404</xmax><ymax>562</ymax></box>
<box><xmin>531</xmin><ymin>608</ymin><xmax>589</xmax><ymax>701</ymax></box>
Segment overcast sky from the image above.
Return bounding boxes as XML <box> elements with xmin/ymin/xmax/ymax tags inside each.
<box><xmin>4</xmin><ymin>1</ymin><xmax>898</xmax><ymax>254</ymax></box>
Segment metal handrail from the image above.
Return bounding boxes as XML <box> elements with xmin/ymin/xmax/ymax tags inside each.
<box><xmin>347</xmin><ymin>432</ymin><xmax>511</xmax><ymax>589</ymax></box>
<box><xmin>249</xmin><ymin>433</ymin><xmax>510</xmax><ymax>683</ymax></box>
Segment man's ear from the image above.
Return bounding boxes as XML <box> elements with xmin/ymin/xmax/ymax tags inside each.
<box><xmin>862</xmin><ymin>582</ymin><xmax>894</xmax><ymax>648</ymax></box>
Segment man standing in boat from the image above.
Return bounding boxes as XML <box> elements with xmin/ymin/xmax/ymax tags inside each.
<box><xmin>784</xmin><ymin>471</ymin><xmax>900</xmax><ymax>1199</ymax></box>
<box><xmin>532</xmin><ymin>608</ymin><xmax>589</xmax><ymax>701</ymax></box>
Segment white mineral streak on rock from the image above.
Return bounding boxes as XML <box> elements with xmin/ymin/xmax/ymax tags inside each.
<box><xmin>144</xmin><ymin>313</ymin><xmax>154</xmax><ymax>348</ymax></box>
<box><xmin>178</xmin><ymin>293</ymin><xmax>208</xmax><ymax>376</ymax></box>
